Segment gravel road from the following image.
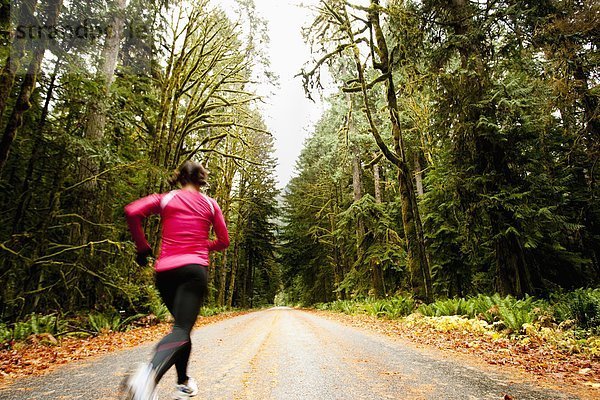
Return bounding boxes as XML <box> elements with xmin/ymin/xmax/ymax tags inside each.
<box><xmin>0</xmin><ymin>307</ymin><xmax>580</xmax><ymax>400</ymax></box>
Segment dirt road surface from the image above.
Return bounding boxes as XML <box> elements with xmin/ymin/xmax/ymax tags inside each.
<box><xmin>0</xmin><ymin>307</ymin><xmax>580</xmax><ymax>399</ymax></box>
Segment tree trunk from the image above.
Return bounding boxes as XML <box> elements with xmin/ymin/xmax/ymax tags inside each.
<box><xmin>227</xmin><ymin>242</ymin><xmax>239</xmax><ymax>308</ymax></box>
<box><xmin>25</xmin><ymin>151</ymin><xmax>65</xmax><ymax>315</ymax></box>
<box><xmin>367</xmin><ymin>1</ymin><xmax>432</xmax><ymax>300</ymax></box>
<box><xmin>227</xmin><ymin>186</ymin><xmax>246</xmax><ymax>307</ymax></box>
<box><xmin>495</xmin><ymin>232</ymin><xmax>533</xmax><ymax>297</ymax></box>
<box><xmin>0</xmin><ymin>0</ymin><xmax>38</xmax><ymax>122</ymax></box>
<box><xmin>371</xmin><ymin>156</ymin><xmax>385</xmax><ymax>296</ymax></box>
<box><xmin>329</xmin><ymin>210</ymin><xmax>342</xmax><ymax>300</ymax></box>
<box><xmin>12</xmin><ymin>56</ymin><xmax>61</xmax><ymax>232</ymax></box>
<box><xmin>217</xmin><ymin>249</ymin><xmax>228</xmax><ymax>306</ymax></box>
<box><xmin>352</xmin><ymin>144</ymin><xmax>364</xmax><ymax>246</ymax></box>
<box><xmin>249</xmin><ymin>249</ymin><xmax>255</xmax><ymax>308</ymax></box>
<box><xmin>373</xmin><ymin>158</ymin><xmax>382</xmax><ymax>203</ymax></box>
<box><xmin>573</xmin><ymin>60</ymin><xmax>600</xmax><ymax>276</ymax></box>
<box><xmin>0</xmin><ymin>0</ymin><xmax>63</xmax><ymax>172</ymax></box>
<box><xmin>240</xmin><ymin>255</ymin><xmax>248</xmax><ymax>308</ymax></box>
<box><xmin>80</xmin><ymin>0</ymin><xmax>126</xmax><ymax>180</ymax></box>
<box><xmin>215</xmin><ymin>156</ymin><xmax>233</xmax><ymax>306</ymax></box>
<box><xmin>414</xmin><ymin>153</ymin><xmax>424</xmax><ymax>197</ymax></box>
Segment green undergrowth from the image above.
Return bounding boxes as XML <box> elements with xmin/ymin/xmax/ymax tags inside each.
<box><xmin>0</xmin><ymin>304</ymin><xmax>238</xmax><ymax>347</ymax></box>
<box><xmin>314</xmin><ymin>289</ymin><xmax>600</xmax><ymax>355</ymax></box>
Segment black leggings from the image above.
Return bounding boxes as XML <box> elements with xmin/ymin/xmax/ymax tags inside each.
<box><xmin>151</xmin><ymin>264</ymin><xmax>208</xmax><ymax>384</ymax></box>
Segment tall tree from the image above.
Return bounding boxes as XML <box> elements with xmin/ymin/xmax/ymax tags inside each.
<box><xmin>300</xmin><ymin>0</ymin><xmax>432</xmax><ymax>300</ymax></box>
<box><xmin>78</xmin><ymin>0</ymin><xmax>127</xmax><ymax>182</ymax></box>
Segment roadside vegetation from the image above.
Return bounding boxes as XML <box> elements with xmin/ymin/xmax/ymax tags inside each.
<box><xmin>0</xmin><ymin>309</ymin><xmax>247</xmax><ymax>381</ymax></box>
<box><xmin>314</xmin><ymin>289</ymin><xmax>600</xmax><ymax>356</ymax></box>
<box><xmin>0</xmin><ymin>304</ymin><xmax>234</xmax><ymax>349</ymax></box>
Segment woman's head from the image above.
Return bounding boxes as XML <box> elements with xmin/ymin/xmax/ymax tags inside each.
<box><xmin>170</xmin><ymin>161</ymin><xmax>209</xmax><ymax>188</ymax></box>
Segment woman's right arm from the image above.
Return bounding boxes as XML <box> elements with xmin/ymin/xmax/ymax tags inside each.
<box><xmin>124</xmin><ymin>194</ymin><xmax>162</xmax><ymax>253</ymax></box>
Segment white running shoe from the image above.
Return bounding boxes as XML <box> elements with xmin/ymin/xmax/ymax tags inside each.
<box><xmin>174</xmin><ymin>377</ymin><xmax>198</xmax><ymax>399</ymax></box>
<box><xmin>125</xmin><ymin>363</ymin><xmax>158</xmax><ymax>400</ymax></box>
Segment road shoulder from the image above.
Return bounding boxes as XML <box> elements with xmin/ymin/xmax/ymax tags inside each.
<box><xmin>306</xmin><ymin>309</ymin><xmax>599</xmax><ymax>400</ymax></box>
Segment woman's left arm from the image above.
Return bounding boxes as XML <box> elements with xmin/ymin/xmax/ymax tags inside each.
<box><xmin>208</xmin><ymin>200</ymin><xmax>230</xmax><ymax>252</ymax></box>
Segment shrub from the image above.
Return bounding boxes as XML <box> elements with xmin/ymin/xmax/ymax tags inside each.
<box><xmin>327</xmin><ymin>300</ymin><xmax>359</xmax><ymax>314</ymax></box>
<box><xmin>496</xmin><ymin>297</ymin><xmax>538</xmax><ymax>333</ymax></box>
<box><xmin>317</xmin><ymin>290</ymin><xmax>599</xmax><ymax>337</ymax></box>
<box><xmin>362</xmin><ymin>300</ymin><xmax>388</xmax><ymax>317</ymax></box>
<box><xmin>416</xmin><ymin>303</ymin><xmax>435</xmax><ymax>317</ymax></box>
<box><xmin>14</xmin><ymin>314</ymin><xmax>66</xmax><ymax>340</ymax></box>
<box><xmin>199</xmin><ymin>306</ymin><xmax>228</xmax><ymax>317</ymax></box>
<box><xmin>317</xmin><ymin>296</ymin><xmax>416</xmax><ymax>319</ymax></box>
<box><xmin>0</xmin><ymin>323</ymin><xmax>12</xmax><ymax>343</ymax></box>
<box><xmin>416</xmin><ymin>294</ymin><xmax>542</xmax><ymax>334</ymax></box>
<box><xmin>553</xmin><ymin>288</ymin><xmax>600</xmax><ymax>332</ymax></box>
<box><xmin>0</xmin><ymin>313</ymin><xmax>67</xmax><ymax>343</ymax></box>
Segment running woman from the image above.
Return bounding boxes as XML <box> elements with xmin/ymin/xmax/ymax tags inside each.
<box><xmin>123</xmin><ymin>161</ymin><xmax>229</xmax><ymax>400</ymax></box>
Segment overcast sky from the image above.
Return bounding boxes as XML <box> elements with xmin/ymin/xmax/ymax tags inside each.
<box><xmin>221</xmin><ymin>0</ymin><xmax>330</xmax><ymax>189</ymax></box>
<box><xmin>255</xmin><ymin>1</ymin><xmax>322</xmax><ymax>189</ymax></box>
<box><xmin>253</xmin><ymin>0</ymin><xmax>333</xmax><ymax>189</ymax></box>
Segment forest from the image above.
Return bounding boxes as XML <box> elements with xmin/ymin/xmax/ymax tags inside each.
<box><xmin>282</xmin><ymin>0</ymin><xmax>599</xmax><ymax>305</ymax></box>
<box><xmin>0</xmin><ymin>0</ymin><xmax>280</xmax><ymax>332</ymax></box>
<box><xmin>0</xmin><ymin>0</ymin><xmax>598</xmax><ymax>339</ymax></box>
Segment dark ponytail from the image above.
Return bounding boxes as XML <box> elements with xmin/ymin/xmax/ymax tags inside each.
<box><xmin>169</xmin><ymin>161</ymin><xmax>209</xmax><ymax>188</ymax></box>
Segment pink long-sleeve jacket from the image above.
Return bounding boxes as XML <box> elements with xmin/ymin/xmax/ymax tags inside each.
<box><xmin>124</xmin><ymin>189</ymin><xmax>230</xmax><ymax>272</ymax></box>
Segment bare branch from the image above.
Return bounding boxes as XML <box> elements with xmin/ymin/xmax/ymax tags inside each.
<box><xmin>342</xmin><ymin>73</ymin><xmax>389</xmax><ymax>92</ymax></box>
<box><xmin>297</xmin><ymin>42</ymin><xmax>354</xmax><ymax>98</ymax></box>
<box><xmin>33</xmin><ymin>239</ymin><xmax>123</xmax><ymax>264</ymax></box>
<box><xmin>0</xmin><ymin>241</ymin><xmax>31</xmax><ymax>261</ymax></box>
<box><xmin>198</xmin><ymin>148</ymin><xmax>263</xmax><ymax>165</ymax></box>
<box><xmin>365</xmin><ymin>152</ymin><xmax>383</xmax><ymax>168</ymax></box>
<box><xmin>64</xmin><ymin>161</ymin><xmax>142</xmax><ymax>192</ymax></box>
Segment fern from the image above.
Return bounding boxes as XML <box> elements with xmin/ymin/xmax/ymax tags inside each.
<box><xmin>553</xmin><ymin>289</ymin><xmax>600</xmax><ymax>332</ymax></box>
<box><xmin>88</xmin><ymin>312</ymin><xmax>143</xmax><ymax>334</ymax></box>
<box><xmin>149</xmin><ymin>302</ymin><xmax>170</xmax><ymax>322</ymax></box>
<box><xmin>363</xmin><ymin>300</ymin><xmax>388</xmax><ymax>317</ymax></box>
<box><xmin>384</xmin><ymin>296</ymin><xmax>416</xmax><ymax>318</ymax></box>
<box><xmin>199</xmin><ymin>306</ymin><xmax>228</xmax><ymax>317</ymax></box>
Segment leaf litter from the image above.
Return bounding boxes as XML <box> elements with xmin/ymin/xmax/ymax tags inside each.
<box><xmin>0</xmin><ymin>311</ymin><xmax>248</xmax><ymax>387</ymax></box>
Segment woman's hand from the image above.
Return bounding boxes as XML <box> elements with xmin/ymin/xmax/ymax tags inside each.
<box><xmin>136</xmin><ymin>248</ymin><xmax>154</xmax><ymax>266</ymax></box>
